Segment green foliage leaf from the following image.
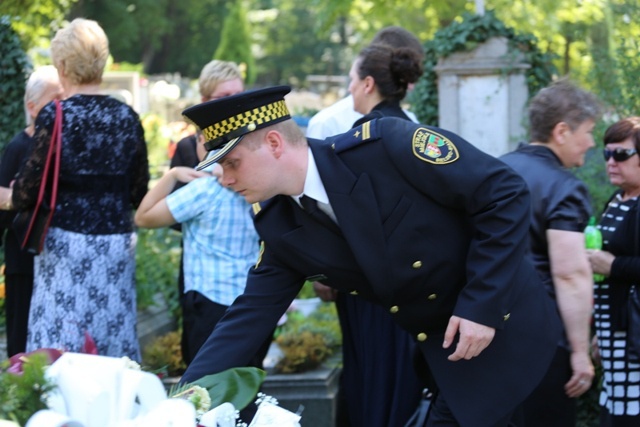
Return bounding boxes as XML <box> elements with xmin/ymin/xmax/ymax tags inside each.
<box><xmin>191</xmin><ymin>367</ymin><xmax>266</xmax><ymax>410</ymax></box>
<box><xmin>0</xmin><ymin>353</ymin><xmax>56</xmax><ymax>425</ymax></box>
<box><xmin>214</xmin><ymin>1</ymin><xmax>256</xmax><ymax>85</ymax></box>
<box><xmin>0</xmin><ymin>16</ymin><xmax>31</xmax><ymax>154</ymax></box>
<box><xmin>135</xmin><ymin>227</ymin><xmax>181</xmax><ymax>317</ymax></box>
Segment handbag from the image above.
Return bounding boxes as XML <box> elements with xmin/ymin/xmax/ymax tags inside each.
<box><xmin>626</xmin><ymin>198</ymin><xmax>640</xmax><ymax>362</ymax></box>
<box><xmin>12</xmin><ymin>99</ymin><xmax>63</xmax><ymax>255</ymax></box>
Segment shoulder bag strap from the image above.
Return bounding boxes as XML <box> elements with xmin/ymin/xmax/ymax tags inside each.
<box><xmin>33</xmin><ymin>100</ymin><xmax>61</xmax><ymax>209</ymax></box>
<box><xmin>49</xmin><ymin>99</ymin><xmax>62</xmax><ymax>210</ymax></box>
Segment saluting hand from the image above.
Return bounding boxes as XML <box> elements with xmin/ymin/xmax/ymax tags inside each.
<box><xmin>444</xmin><ymin>315</ymin><xmax>495</xmax><ymax>361</ymax></box>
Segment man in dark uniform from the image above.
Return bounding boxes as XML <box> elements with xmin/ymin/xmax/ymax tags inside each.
<box><xmin>180</xmin><ymin>85</ymin><xmax>562</xmax><ymax>426</ymax></box>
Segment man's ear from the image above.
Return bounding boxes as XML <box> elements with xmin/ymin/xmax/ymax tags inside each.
<box><xmin>265</xmin><ymin>130</ymin><xmax>285</xmax><ymax>159</ymax></box>
<box><xmin>551</xmin><ymin>121</ymin><xmax>570</xmax><ymax>145</ymax></box>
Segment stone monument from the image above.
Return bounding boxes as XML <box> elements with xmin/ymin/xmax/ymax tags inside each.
<box><xmin>435</xmin><ymin>37</ymin><xmax>530</xmax><ymax>157</ymax></box>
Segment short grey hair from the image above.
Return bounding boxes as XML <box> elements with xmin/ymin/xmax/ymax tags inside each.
<box><xmin>24</xmin><ymin>65</ymin><xmax>60</xmax><ymax>126</ymax></box>
<box><xmin>528</xmin><ymin>79</ymin><xmax>602</xmax><ymax>143</ymax></box>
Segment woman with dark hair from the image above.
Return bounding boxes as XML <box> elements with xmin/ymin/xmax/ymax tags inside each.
<box><xmin>327</xmin><ymin>41</ymin><xmax>426</xmax><ymax>427</ymax></box>
<box><xmin>349</xmin><ymin>42</ymin><xmax>423</xmax><ymax>125</ymax></box>
<box><xmin>588</xmin><ymin>116</ymin><xmax>640</xmax><ymax>426</ymax></box>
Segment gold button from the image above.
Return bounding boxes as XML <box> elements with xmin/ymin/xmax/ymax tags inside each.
<box><xmin>247</xmin><ymin>123</ymin><xmax>257</xmax><ymax>131</ymax></box>
<box><xmin>427</xmin><ymin>293</ymin><xmax>437</xmax><ymax>300</ymax></box>
<box><xmin>412</xmin><ymin>261</ymin><xmax>422</xmax><ymax>269</ymax></box>
<box><xmin>417</xmin><ymin>333</ymin><xmax>427</xmax><ymax>341</ymax></box>
<box><xmin>503</xmin><ymin>313</ymin><xmax>511</xmax><ymax>321</ymax></box>
<box><xmin>350</xmin><ymin>290</ymin><xmax>359</xmax><ymax>295</ymax></box>
<box><xmin>389</xmin><ymin>305</ymin><xmax>399</xmax><ymax>314</ymax></box>
<box><xmin>331</xmin><ymin>143</ymin><xmax>335</xmax><ymax>150</ymax></box>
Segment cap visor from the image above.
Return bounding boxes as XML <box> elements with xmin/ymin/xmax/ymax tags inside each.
<box><xmin>195</xmin><ymin>135</ymin><xmax>243</xmax><ymax>171</ymax></box>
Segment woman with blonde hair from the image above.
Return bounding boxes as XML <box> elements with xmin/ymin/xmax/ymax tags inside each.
<box><xmin>8</xmin><ymin>18</ymin><xmax>149</xmax><ymax>359</ymax></box>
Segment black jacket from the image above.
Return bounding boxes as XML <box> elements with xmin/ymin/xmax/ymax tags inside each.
<box><xmin>183</xmin><ymin>117</ymin><xmax>562</xmax><ymax>426</ymax></box>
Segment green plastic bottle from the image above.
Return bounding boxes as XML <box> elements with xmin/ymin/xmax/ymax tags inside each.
<box><xmin>585</xmin><ymin>216</ymin><xmax>605</xmax><ymax>282</ymax></box>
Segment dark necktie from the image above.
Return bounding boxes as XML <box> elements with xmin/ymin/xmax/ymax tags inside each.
<box><xmin>300</xmin><ymin>195</ymin><xmax>341</xmax><ymax>235</ymax></box>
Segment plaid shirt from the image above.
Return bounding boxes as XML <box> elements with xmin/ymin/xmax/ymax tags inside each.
<box><xmin>166</xmin><ymin>176</ymin><xmax>259</xmax><ymax>306</ymax></box>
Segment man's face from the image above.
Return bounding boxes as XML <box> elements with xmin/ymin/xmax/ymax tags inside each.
<box><xmin>561</xmin><ymin>119</ymin><xmax>596</xmax><ymax>168</ymax></box>
<box><xmin>218</xmin><ymin>136</ymin><xmax>278</xmax><ymax>204</ymax></box>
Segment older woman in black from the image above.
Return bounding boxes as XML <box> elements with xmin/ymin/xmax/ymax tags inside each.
<box><xmin>588</xmin><ymin>117</ymin><xmax>640</xmax><ymax>426</ymax></box>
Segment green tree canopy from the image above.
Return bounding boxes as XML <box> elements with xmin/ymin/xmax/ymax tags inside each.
<box><xmin>214</xmin><ymin>1</ymin><xmax>256</xmax><ymax>85</ymax></box>
<box><xmin>0</xmin><ymin>16</ymin><xmax>31</xmax><ymax>152</ymax></box>
<box><xmin>69</xmin><ymin>0</ymin><xmax>228</xmax><ymax>77</ymax></box>
<box><xmin>0</xmin><ymin>0</ymin><xmax>75</xmax><ymax>56</ymax></box>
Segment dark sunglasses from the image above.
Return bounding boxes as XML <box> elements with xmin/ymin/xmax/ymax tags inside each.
<box><xmin>603</xmin><ymin>148</ymin><xmax>638</xmax><ymax>162</ymax></box>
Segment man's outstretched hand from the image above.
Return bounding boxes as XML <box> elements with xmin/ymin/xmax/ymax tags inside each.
<box><xmin>443</xmin><ymin>316</ymin><xmax>495</xmax><ymax>361</ymax></box>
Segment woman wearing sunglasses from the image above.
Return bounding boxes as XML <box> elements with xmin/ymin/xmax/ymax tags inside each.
<box><xmin>587</xmin><ymin>116</ymin><xmax>640</xmax><ymax>426</ymax></box>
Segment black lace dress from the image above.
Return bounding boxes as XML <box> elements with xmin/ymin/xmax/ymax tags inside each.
<box><xmin>12</xmin><ymin>95</ymin><xmax>149</xmax><ymax>360</ymax></box>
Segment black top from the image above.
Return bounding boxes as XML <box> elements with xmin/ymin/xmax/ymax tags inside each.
<box><xmin>352</xmin><ymin>100</ymin><xmax>410</xmax><ymax>128</ymax></box>
<box><xmin>599</xmin><ymin>192</ymin><xmax>640</xmax><ymax>330</ymax></box>
<box><xmin>0</xmin><ymin>130</ymin><xmax>34</xmax><ymax>274</ymax></box>
<box><xmin>500</xmin><ymin>144</ymin><xmax>592</xmax><ymax>298</ymax></box>
<box><xmin>12</xmin><ymin>95</ymin><xmax>150</xmax><ymax>235</ymax></box>
<box><xmin>170</xmin><ymin>134</ymin><xmax>199</xmax><ymax>190</ymax></box>
<box><xmin>182</xmin><ymin>117</ymin><xmax>562</xmax><ymax>427</ymax></box>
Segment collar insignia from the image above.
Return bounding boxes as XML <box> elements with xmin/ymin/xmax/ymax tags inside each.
<box><xmin>412</xmin><ymin>128</ymin><xmax>459</xmax><ymax>164</ymax></box>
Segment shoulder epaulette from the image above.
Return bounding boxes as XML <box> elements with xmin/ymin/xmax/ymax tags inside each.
<box><xmin>332</xmin><ymin>119</ymin><xmax>380</xmax><ymax>153</ymax></box>
<box><xmin>250</xmin><ymin>197</ymin><xmax>276</xmax><ymax>218</ymax></box>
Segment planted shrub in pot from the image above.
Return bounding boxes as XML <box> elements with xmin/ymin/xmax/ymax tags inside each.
<box><xmin>274</xmin><ymin>302</ymin><xmax>341</xmax><ymax>374</ymax></box>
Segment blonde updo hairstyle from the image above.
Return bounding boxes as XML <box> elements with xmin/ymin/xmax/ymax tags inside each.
<box><xmin>51</xmin><ymin>18</ymin><xmax>109</xmax><ymax>85</ymax></box>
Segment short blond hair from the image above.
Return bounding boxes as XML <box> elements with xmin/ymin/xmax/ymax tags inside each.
<box><xmin>198</xmin><ymin>60</ymin><xmax>242</xmax><ymax>98</ymax></box>
<box><xmin>24</xmin><ymin>65</ymin><xmax>60</xmax><ymax>126</ymax></box>
<box><xmin>51</xmin><ymin>18</ymin><xmax>109</xmax><ymax>85</ymax></box>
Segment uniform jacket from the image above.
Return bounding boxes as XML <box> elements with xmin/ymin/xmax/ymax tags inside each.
<box><xmin>183</xmin><ymin>117</ymin><xmax>561</xmax><ymax>426</ymax></box>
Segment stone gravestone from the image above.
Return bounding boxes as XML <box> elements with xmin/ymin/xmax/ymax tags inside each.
<box><xmin>435</xmin><ymin>37</ymin><xmax>530</xmax><ymax>157</ymax></box>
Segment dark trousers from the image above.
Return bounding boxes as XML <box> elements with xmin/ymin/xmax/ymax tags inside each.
<box><xmin>4</xmin><ymin>273</ymin><xmax>34</xmax><ymax>357</ymax></box>
<box><xmin>522</xmin><ymin>345</ymin><xmax>576</xmax><ymax>427</ymax></box>
<box><xmin>599</xmin><ymin>409</ymin><xmax>640</xmax><ymax>427</ymax></box>
<box><xmin>428</xmin><ymin>391</ymin><xmax>523</xmax><ymax>427</ymax></box>
<box><xmin>181</xmin><ymin>290</ymin><xmax>272</xmax><ymax>368</ymax></box>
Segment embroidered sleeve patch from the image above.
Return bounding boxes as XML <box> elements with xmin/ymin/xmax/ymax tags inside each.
<box><xmin>412</xmin><ymin>128</ymin><xmax>459</xmax><ymax>164</ymax></box>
